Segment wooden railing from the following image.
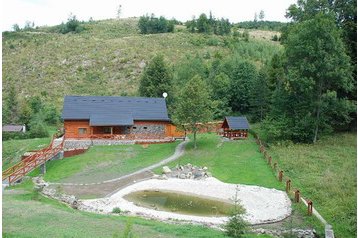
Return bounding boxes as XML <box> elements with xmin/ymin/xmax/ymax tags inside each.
<box><xmin>69</xmin><ymin>134</ymin><xmax>168</xmax><ymax>140</ymax></box>
<box><xmin>218</xmin><ymin>131</ymin><xmax>248</xmax><ymax>139</ymax></box>
<box><xmin>2</xmin><ymin>135</ymin><xmax>64</xmax><ymax>184</ymax></box>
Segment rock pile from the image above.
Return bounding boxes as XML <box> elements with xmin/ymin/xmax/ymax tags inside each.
<box><xmin>252</xmin><ymin>228</ymin><xmax>316</xmax><ymax>238</ymax></box>
<box><xmin>32</xmin><ymin>177</ymin><xmax>82</xmax><ymax>209</ymax></box>
<box><xmin>160</xmin><ymin>164</ymin><xmax>212</xmax><ymax>180</ymax></box>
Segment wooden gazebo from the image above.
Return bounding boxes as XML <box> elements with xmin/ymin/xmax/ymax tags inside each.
<box><xmin>221</xmin><ymin>116</ymin><xmax>249</xmax><ymax>139</ymax></box>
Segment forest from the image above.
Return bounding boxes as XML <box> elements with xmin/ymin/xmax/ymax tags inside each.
<box><xmin>138</xmin><ymin>1</ymin><xmax>356</xmax><ymax>144</ymax></box>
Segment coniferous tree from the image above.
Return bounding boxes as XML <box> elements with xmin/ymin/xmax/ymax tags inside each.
<box><xmin>249</xmin><ymin>68</ymin><xmax>270</xmax><ymax>122</ymax></box>
<box><xmin>139</xmin><ymin>55</ymin><xmax>172</xmax><ymax>98</ymax></box>
<box><xmin>229</xmin><ymin>61</ymin><xmax>258</xmax><ymax>114</ymax></box>
<box><xmin>4</xmin><ymin>84</ymin><xmax>19</xmax><ymax>124</ymax></box>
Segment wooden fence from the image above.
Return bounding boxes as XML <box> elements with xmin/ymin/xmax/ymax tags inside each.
<box><xmin>2</xmin><ymin>135</ymin><xmax>64</xmax><ymax>184</ymax></box>
<box><xmin>251</xmin><ymin>130</ymin><xmax>334</xmax><ymax>237</ymax></box>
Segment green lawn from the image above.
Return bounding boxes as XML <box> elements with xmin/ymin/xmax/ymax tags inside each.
<box><xmin>2</xmin><ymin>126</ymin><xmax>57</xmax><ymax>171</ymax></box>
<box><xmin>156</xmin><ymin>133</ymin><xmax>283</xmax><ymax>190</ymax></box>
<box><xmin>41</xmin><ymin>142</ymin><xmax>180</xmax><ymax>183</ymax></box>
<box><xmin>267</xmin><ymin>132</ymin><xmax>356</xmax><ymax>238</ymax></box>
<box><xmin>2</xmin><ymin>181</ymin><xmax>272</xmax><ymax>238</ymax></box>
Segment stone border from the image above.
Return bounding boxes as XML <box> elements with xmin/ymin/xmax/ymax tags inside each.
<box><xmin>81</xmin><ymin>177</ymin><xmax>292</xmax><ymax>226</ymax></box>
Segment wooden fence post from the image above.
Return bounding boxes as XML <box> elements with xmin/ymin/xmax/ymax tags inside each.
<box><xmin>278</xmin><ymin>170</ymin><xmax>283</xmax><ymax>182</ymax></box>
<box><xmin>307</xmin><ymin>200</ymin><xmax>313</xmax><ymax>215</ymax></box>
<box><xmin>295</xmin><ymin>190</ymin><xmax>300</xmax><ymax>203</ymax></box>
<box><xmin>286</xmin><ymin>179</ymin><xmax>291</xmax><ymax>192</ymax></box>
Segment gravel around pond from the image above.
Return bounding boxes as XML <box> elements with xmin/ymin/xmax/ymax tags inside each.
<box><xmin>80</xmin><ymin>177</ymin><xmax>291</xmax><ymax>226</ymax></box>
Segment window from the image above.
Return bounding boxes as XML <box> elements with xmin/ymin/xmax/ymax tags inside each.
<box><xmin>78</xmin><ymin>128</ymin><xmax>87</xmax><ymax>135</ymax></box>
<box><xmin>133</xmin><ymin>127</ymin><xmax>137</xmax><ymax>130</ymax></box>
<box><xmin>143</xmin><ymin>127</ymin><xmax>147</xmax><ymax>130</ymax></box>
<box><xmin>103</xmin><ymin>127</ymin><xmax>112</xmax><ymax>134</ymax></box>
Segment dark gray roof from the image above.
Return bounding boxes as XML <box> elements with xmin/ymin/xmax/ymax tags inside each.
<box><xmin>225</xmin><ymin>116</ymin><xmax>250</xmax><ymax>130</ymax></box>
<box><xmin>3</xmin><ymin>125</ymin><xmax>25</xmax><ymax>132</ymax></box>
<box><xmin>62</xmin><ymin>96</ymin><xmax>170</xmax><ymax>125</ymax></box>
<box><xmin>90</xmin><ymin>114</ymin><xmax>134</xmax><ymax>126</ymax></box>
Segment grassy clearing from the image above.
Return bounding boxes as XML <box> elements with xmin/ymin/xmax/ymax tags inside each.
<box><xmin>39</xmin><ymin>142</ymin><xmax>179</xmax><ymax>183</ymax></box>
<box><xmin>156</xmin><ymin>133</ymin><xmax>282</xmax><ymax>190</ymax></box>
<box><xmin>155</xmin><ymin>133</ymin><xmax>326</xmax><ymax>235</ymax></box>
<box><xmin>265</xmin><ymin>132</ymin><xmax>357</xmax><ymax>238</ymax></box>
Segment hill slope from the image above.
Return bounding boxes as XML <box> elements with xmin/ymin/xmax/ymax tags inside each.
<box><xmin>2</xmin><ymin>18</ymin><xmax>281</xmax><ymax>109</ymax></box>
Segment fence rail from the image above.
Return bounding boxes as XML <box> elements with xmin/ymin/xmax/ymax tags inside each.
<box><xmin>2</xmin><ymin>135</ymin><xmax>64</xmax><ymax>184</ymax></box>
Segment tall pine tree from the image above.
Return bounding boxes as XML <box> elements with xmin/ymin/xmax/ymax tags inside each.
<box><xmin>139</xmin><ymin>55</ymin><xmax>172</xmax><ymax>98</ymax></box>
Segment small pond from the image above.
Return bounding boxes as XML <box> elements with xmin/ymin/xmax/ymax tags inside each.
<box><xmin>123</xmin><ymin>190</ymin><xmax>236</xmax><ymax>217</ymax></box>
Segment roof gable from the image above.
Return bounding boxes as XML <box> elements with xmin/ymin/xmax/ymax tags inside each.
<box><xmin>62</xmin><ymin>96</ymin><xmax>170</xmax><ymax>124</ymax></box>
<box><xmin>224</xmin><ymin>116</ymin><xmax>250</xmax><ymax>130</ymax></box>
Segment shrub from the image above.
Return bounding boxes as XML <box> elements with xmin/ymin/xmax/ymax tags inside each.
<box><xmin>44</xmin><ymin>105</ymin><xmax>60</xmax><ymax>125</ymax></box>
<box><xmin>112</xmin><ymin>207</ymin><xmax>122</xmax><ymax>214</ymax></box>
<box><xmin>60</xmin><ymin>14</ymin><xmax>83</xmax><ymax>34</ymax></box>
<box><xmin>225</xmin><ymin>210</ymin><xmax>248</xmax><ymax>238</ymax></box>
<box><xmin>29</xmin><ymin>121</ymin><xmax>49</xmax><ymax>138</ymax></box>
<box><xmin>225</xmin><ymin>185</ymin><xmax>249</xmax><ymax>238</ymax></box>
<box><xmin>2</xmin><ymin>132</ymin><xmax>31</xmax><ymax>141</ymax></box>
<box><xmin>138</xmin><ymin>14</ymin><xmax>174</xmax><ymax>34</ymax></box>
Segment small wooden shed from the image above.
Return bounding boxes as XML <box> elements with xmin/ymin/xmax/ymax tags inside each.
<box><xmin>2</xmin><ymin>125</ymin><xmax>26</xmax><ymax>133</ymax></box>
<box><xmin>221</xmin><ymin>116</ymin><xmax>249</xmax><ymax>139</ymax></box>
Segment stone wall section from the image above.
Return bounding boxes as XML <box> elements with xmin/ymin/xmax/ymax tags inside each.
<box><xmin>131</xmin><ymin>124</ymin><xmax>165</xmax><ymax>136</ymax></box>
<box><xmin>64</xmin><ymin>139</ymin><xmax>134</xmax><ymax>150</ymax></box>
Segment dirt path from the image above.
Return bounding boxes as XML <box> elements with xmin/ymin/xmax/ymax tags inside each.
<box><xmin>49</xmin><ymin>138</ymin><xmax>189</xmax><ymax>198</ymax></box>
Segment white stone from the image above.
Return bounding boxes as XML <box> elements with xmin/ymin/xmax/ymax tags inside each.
<box><xmin>162</xmin><ymin>166</ymin><xmax>171</xmax><ymax>174</ymax></box>
<box><xmin>81</xmin><ymin>177</ymin><xmax>292</xmax><ymax>225</ymax></box>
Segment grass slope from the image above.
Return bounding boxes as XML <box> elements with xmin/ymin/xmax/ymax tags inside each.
<box><xmin>2</xmin><ymin>18</ymin><xmax>281</xmax><ymax>109</ymax></box>
<box><xmin>156</xmin><ymin>133</ymin><xmax>282</xmax><ymax>190</ymax></box>
<box><xmin>267</xmin><ymin>133</ymin><xmax>357</xmax><ymax>238</ymax></box>
<box><xmin>40</xmin><ymin>142</ymin><xmax>179</xmax><ymax>183</ymax></box>
<box><xmin>2</xmin><ymin>126</ymin><xmax>57</xmax><ymax>171</ymax></box>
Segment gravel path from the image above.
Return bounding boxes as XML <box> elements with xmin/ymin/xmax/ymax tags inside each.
<box><xmin>80</xmin><ymin>177</ymin><xmax>292</xmax><ymax>225</ymax></box>
<box><xmin>49</xmin><ymin>138</ymin><xmax>189</xmax><ymax>187</ymax></box>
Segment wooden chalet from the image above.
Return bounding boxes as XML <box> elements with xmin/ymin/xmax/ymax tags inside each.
<box><xmin>61</xmin><ymin>95</ymin><xmax>183</xmax><ymax>140</ymax></box>
<box><xmin>221</xmin><ymin>116</ymin><xmax>249</xmax><ymax>139</ymax></box>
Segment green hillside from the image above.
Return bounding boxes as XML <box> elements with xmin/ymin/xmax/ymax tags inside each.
<box><xmin>2</xmin><ymin>18</ymin><xmax>281</xmax><ymax>109</ymax></box>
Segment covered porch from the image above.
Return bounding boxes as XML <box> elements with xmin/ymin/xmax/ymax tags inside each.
<box><xmin>88</xmin><ymin>114</ymin><xmax>133</xmax><ymax>139</ymax></box>
<box><xmin>89</xmin><ymin>125</ymin><xmax>132</xmax><ymax>140</ymax></box>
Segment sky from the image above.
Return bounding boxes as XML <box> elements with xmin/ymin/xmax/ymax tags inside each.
<box><xmin>1</xmin><ymin>0</ymin><xmax>297</xmax><ymax>31</ymax></box>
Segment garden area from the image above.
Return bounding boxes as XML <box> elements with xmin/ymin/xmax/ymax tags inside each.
<box><xmin>3</xmin><ymin>132</ymin><xmax>331</xmax><ymax>237</ymax></box>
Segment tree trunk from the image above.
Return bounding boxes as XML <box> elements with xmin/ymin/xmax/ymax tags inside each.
<box><xmin>313</xmin><ymin>107</ymin><xmax>320</xmax><ymax>143</ymax></box>
<box><xmin>313</xmin><ymin>81</ymin><xmax>323</xmax><ymax>143</ymax></box>
<box><xmin>193</xmin><ymin>131</ymin><xmax>197</xmax><ymax>149</ymax></box>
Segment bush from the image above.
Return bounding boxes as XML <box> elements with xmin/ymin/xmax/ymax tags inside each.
<box><xmin>225</xmin><ymin>211</ymin><xmax>249</xmax><ymax>238</ymax></box>
<box><xmin>138</xmin><ymin>14</ymin><xmax>174</xmax><ymax>34</ymax></box>
<box><xmin>2</xmin><ymin>132</ymin><xmax>30</xmax><ymax>141</ymax></box>
<box><xmin>225</xmin><ymin>186</ymin><xmax>249</xmax><ymax>238</ymax></box>
<box><xmin>60</xmin><ymin>14</ymin><xmax>83</xmax><ymax>34</ymax></box>
<box><xmin>112</xmin><ymin>207</ymin><xmax>122</xmax><ymax>214</ymax></box>
<box><xmin>44</xmin><ymin>105</ymin><xmax>60</xmax><ymax>125</ymax></box>
<box><xmin>29</xmin><ymin>121</ymin><xmax>49</xmax><ymax>138</ymax></box>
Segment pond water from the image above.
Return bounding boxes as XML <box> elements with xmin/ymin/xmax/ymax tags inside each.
<box><xmin>123</xmin><ymin>190</ymin><xmax>236</xmax><ymax>217</ymax></box>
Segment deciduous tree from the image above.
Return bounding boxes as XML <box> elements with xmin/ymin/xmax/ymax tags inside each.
<box><xmin>173</xmin><ymin>75</ymin><xmax>214</xmax><ymax>148</ymax></box>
